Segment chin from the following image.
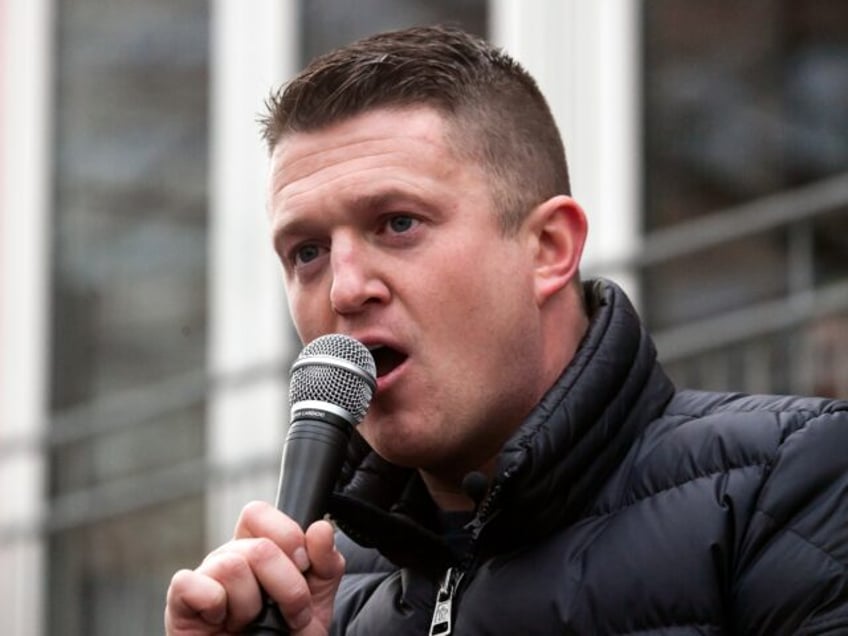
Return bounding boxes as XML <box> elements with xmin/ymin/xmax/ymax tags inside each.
<box><xmin>361</xmin><ymin>409</ymin><xmax>449</xmax><ymax>467</ymax></box>
<box><xmin>367</xmin><ymin>434</ymin><xmax>438</xmax><ymax>469</ymax></box>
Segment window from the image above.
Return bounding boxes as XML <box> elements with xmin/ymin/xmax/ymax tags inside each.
<box><xmin>643</xmin><ymin>0</ymin><xmax>848</xmax><ymax>396</ymax></box>
<box><xmin>49</xmin><ymin>1</ymin><xmax>209</xmax><ymax>633</ymax></box>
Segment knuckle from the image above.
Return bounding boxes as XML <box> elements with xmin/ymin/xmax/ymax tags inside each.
<box><xmin>246</xmin><ymin>536</ymin><xmax>280</xmax><ymax>565</ymax></box>
<box><xmin>165</xmin><ymin>569</ymin><xmax>192</xmax><ymax>604</ymax></box>
<box><xmin>168</xmin><ymin>568</ymin><xmax>193</xmax><ymax>588</ymax></box>
<box><xmin>237</xmin><ymin>500</ymin><xmax>270</xmax><ymax>528</ymax></box>
<box><xmin>207</xmin><ymin>549</ymin><xmax>251</xmax><ymax>583</ymax></box>
<box><xmin>199</xmin><ymin>543</ymin><xmax>225</xmax><ymax>565</ymax></box>
<box><xmin>285</xmin><ymin>577</ymin><xmax>312</xmax><ymax>608</ymax></box>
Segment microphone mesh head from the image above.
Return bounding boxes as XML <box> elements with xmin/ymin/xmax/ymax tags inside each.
<box><xmin>289</xmin><ymin>334</ymin><xmax>376</xmax><ymax>424</ymax></box>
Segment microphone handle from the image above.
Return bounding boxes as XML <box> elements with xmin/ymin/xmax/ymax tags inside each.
<box><xmin>243</xmin><ymin>416</ymin><xmax>352</xmax><ymax>635</ymax></box>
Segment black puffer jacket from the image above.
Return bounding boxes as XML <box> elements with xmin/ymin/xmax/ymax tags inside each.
<box><xmin>326</xmin><ymin>279</ymin><xmax>848</xmax><ymax>635</ymax></box>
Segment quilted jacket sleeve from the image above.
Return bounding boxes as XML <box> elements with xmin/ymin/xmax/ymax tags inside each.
<box><xmin>733</xmin><ymin>404</ymin><xmax>848</xmax><ymax>634</ymax></box>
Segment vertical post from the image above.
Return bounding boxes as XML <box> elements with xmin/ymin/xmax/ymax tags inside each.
<box><xmin>207</xmin><ymin>0</ymin><xmax>301</xmax><ymax>546</ymax></box>
<box><xmin>0</xmin><ymin>0</ymin><xmax>53</xmax><ymax>634</ymax></box>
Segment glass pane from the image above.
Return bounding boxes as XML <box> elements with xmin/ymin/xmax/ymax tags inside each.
<box><xmin>644</xmin><ymin>1</ymin><xmax>848</xmax><ymax>228</ymax></box>
<box><xmin>301</xmin><ymin>0</ymin><xmax>487</xmax><ymax>62</ymax></box>
<box><xmin>49</xmin><ymin>0</ymin><xmax>209</xmax><ymax>633</ymax></box>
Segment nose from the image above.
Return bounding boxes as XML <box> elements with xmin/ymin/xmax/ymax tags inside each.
<box><xmin>329</xmin><ymin>238</ymin><xmax>389</xmax><ymax>315</ymax></box>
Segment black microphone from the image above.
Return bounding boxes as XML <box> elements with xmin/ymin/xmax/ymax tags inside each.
<box><xmin>461</xmin><ymin>471</ymin><xmax>489</xmax><ymax>511</ymax></box>
<box><xmin>245</xmin><ymin>334</ymin><xmax>376</xmax><ymax>635</ymax></box>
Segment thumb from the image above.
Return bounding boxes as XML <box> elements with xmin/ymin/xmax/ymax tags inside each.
<box><xmin>302</xmin><ymin>520</ymin><xmax>346</xmax><ymax>630</ymax></box>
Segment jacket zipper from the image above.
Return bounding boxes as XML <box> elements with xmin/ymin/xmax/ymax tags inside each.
<box><xmin>427</xmin><ymin>471</ymin><xmax>511</xmax><ymax>635</ymax></box>
<box><xmin>428</xmin><ymin>566</ymin><xmax>464</xmax><ymax>636</ymax></box>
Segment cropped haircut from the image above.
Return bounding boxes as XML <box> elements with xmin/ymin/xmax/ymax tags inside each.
<box><xmin>260</xmin><ymin>25</ymin><xmax>571</xmax><ymax>235</ymax></box>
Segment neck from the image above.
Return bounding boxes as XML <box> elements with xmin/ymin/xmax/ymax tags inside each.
<box><xmin>541</xmin><ymin>283</ymin><xmax>590</xmax><ymax>389</ymax></box>
<box><xmin>420</xmin><ymin>459</ymin><xmax>495</xmax><ymax>511</ymax></box>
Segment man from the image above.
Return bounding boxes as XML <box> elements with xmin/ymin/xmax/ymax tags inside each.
<box><xmin>166</xmin><ymin>25</ymin><xmax>848</xmax><ymax>635</ymax></box>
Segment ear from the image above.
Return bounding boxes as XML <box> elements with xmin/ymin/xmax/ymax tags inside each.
<box><xmin>525</xmin><ymin>195</ymin><xmax>587</xmax><ymax>305</ymax></box>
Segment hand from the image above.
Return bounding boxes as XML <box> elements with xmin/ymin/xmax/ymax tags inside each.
<box><xmin>164</xmin><ymin>501</ymin><xmax>345</xmax><ymax>635</ymax></box>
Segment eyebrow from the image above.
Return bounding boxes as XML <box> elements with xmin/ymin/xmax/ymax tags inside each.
<box><xmin>274</xmin><ymin>186</ymin><xmax>438</xmax><ymax>239</ymax></box>
<box><xmin>350</xmin><ymin>188</ymin><xmax>436</xmax><ymax>216</ymax></box>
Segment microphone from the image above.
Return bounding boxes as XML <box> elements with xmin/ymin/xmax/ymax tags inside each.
<box><xmin>246</xmin><ymin>333</ymin><xmax>376</xmax><ymax>635</ymax></box>
<box><xmin>461</xmin><ymin>471</ymin><xmax>489</xmax><ymax>511</ymax></box>
<box><xmin>275</xmin><ymin>334</ymin><xmax>376</xmax><ymax>528</ymax></box>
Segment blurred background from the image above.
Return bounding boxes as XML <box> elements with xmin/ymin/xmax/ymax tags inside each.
<box><xmin>1</xmin><ymin>1</ymin><xmax>846</xmax><ymax>634</ymax></box>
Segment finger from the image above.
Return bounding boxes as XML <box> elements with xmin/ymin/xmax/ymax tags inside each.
<box><xmin>304</xmin><ymin>521</ymin><xmax>345</xmax><ymax>581</ymax></box>
<box><xmin>196</xmin><ymin>548</ymin><xmax>263</xmax><ymax>629</ymax></box>
<box><xmin>165</xmin><ymin>568</ymin><xmax>227</xmax><ymax>632</ymax></box>
<box><xmin>235</xmin><ymin>501</ymin><xmax>311</xmax><ymax>572</ymax></box>
<box><xmin>303</xmin><ymin>521</ymin><xmax>346</xmax><ymax>629</ymax></box>
<box><xmin>200</xmin><ymin>537</ymin><xmax>314</xmax><ymax>631</ymax></box>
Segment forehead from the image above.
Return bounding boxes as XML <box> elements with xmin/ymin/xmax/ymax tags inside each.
<box><xmin>266</xmin><ymin>106</ymin><xmax>478</xmax><ymax>222</ymax></box>
<box><xmin>272</xmin><ymin>107</ymin><xmax>456</xmax><ymax>179</ymax></box>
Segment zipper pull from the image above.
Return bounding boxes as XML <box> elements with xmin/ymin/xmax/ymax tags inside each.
<box><xmin>429</xmin><ymin>566</ymin><xmax>464</xmax><ymax>636</ymax></box>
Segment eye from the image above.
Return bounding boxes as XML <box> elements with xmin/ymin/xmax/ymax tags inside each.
<box><xmin>292</xmin><ymin>243</ymin><xmax>324</xmax><ymax>266</ymax></box>
<box><xmin>386</xmin><ymin>215</ymin><xmax>418</xmax><ymax>234</ymax></box>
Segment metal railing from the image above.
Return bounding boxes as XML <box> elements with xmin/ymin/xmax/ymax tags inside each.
<box><xmin>589</xmin><ymin>171</ymin><xmax>848</xmax><ymax>397</ymax></box>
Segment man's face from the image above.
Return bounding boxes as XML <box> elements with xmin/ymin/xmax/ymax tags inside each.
<box><xmin>268</xmin><ymin>106</ymin><xmax>548</xmax><ymax>478</ymax></box>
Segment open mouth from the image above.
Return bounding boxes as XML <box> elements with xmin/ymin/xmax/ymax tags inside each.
<box><xmin>369</xmin><ymin>345</ymin><xmax>408</xmax><ymax>378</ymax></box>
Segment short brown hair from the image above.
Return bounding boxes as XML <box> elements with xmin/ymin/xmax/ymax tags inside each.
<box><xmin>260</xmin><ymin>25</ymin><xmax>570</xmax><ymax>234</ymax></box>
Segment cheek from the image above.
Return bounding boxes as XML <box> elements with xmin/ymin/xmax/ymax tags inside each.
<box><xmin>287</xmin><ymin>287</ymin><xmax>330</xmax><ymax>343</ymax></box>
<box><xmin>453</xmin><ymin>259</ymin><xmax>532</xmax><ymax>324</ymax></box>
